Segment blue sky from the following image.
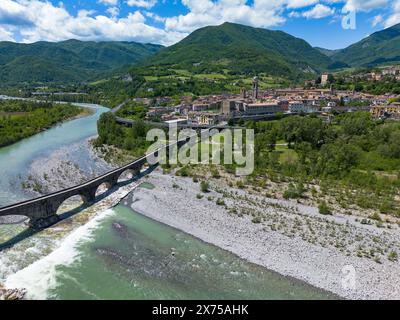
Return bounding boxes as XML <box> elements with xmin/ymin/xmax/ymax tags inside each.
<box><xmin>0</xmin><ymin>0</ymin><xmax>399</xmax><ymax>49</ymax></box>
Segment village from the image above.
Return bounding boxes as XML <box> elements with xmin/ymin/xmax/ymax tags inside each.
<box><xmin>137</xmin><ymin>75</ymin><xmax>400</xmax><ymax>126</ymax></box>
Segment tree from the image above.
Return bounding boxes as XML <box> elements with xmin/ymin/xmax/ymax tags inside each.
<box><xmin>97</xmin><ymin>112</ymin><xmax>124</xmax><ymax>146</ymax></box>
<box><xmin>130</xmin><ymin>119</ymin><xmax>147</xmax><ymax>139</ymax></box>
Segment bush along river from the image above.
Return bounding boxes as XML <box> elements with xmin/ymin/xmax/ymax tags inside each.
<box><xmin>0</xmin><ymin>102</ymin><xmax>336</xmax><ymax>300</ymax></box>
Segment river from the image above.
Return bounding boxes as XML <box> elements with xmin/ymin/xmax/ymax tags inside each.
<box><xmin>0</xmin><ymin>102</ymin><xmax>335</xmax><ymax>300</ymax></box>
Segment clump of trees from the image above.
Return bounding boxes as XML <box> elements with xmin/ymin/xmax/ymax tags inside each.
<box><xmin>250</xmin><ymin>112</ymin><xmax>400</xmax><ymax>216</ymax></box>
<box><xmin>95</xmin><ymin>112</ymin><xmax>153</xmax><ymax>157</ymax></box>
<box><xmin>116</xmin><ymin>101</ymin><xmax>148</xmax><ymax>121</ymax></box>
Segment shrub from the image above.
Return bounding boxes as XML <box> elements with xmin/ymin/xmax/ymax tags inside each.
<box><xmin>283</xmin><ymin>183</ymin><xmax>305</xmax><ymax>199</ymax></box>
<box><xmin>311</xmin><ymin>186</ymin><xmax>318</xmax><ymax>197</ymax></box>
<box><xmin>252</xmin><ymin>216</ymin><xmax>262</xmax><ymax>224</ymax></box>
<box><xmin>216</xmin><ymin>198</ymin><xmax>225</xmax><ymax>206</ymax></box>
<box><xmin>388</xmin><ymin>251</ymin><xmax>398</xmax><ymax>262</ymax></box>
<box><xmin>176</xmin><ymin>166</ymin><xmax>190</xmax><ymax>177</ymax></box>
<box><xmin>196</xmin><ymin>194</ymin><xmax>204</xmax><ymax>199</ymax></box>
<box><xmin>200</xmin><ymin>181</ymin><xmax>210</xmax><ymax>193</ymax></box>
<box><xmin>370</xmin><ymin>212</ymin><xmax>382</xmax><ymax>221</ymax></box>
<box><xmin>379</xmin><ymin>200</ymin><xmax>394</xmax><ymax>214</ymax></box>
<box><xmin>318</xmin><ymin>201</ymin><xmax>332</xmax><ymax>215</ymax></box>
<box><xmin>236</xmin><ymin>181</ymin><xmax>245</xmax><ymax>189</ymax></box>
<box><xmin>211</xmin><ymin>168</ymin><xmax>221</xmax><ymax>179</ymax></box>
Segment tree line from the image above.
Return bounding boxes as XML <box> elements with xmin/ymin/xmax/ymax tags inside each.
<box><xmin>0</xmin><ymin>100</ymin><xmax>83</xmax><ymax>148</ymax></box>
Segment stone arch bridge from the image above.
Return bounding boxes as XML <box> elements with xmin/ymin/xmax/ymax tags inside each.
<box><xmin>0</xmin><ymin>140</ymin><xmax>187</xmax><ymax>229</ymax></box>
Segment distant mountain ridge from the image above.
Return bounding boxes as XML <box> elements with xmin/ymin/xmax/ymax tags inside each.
<box><xmin>0</xmin><ymin>40</ymin><xmax>163</xmax><ymax>85</ymax></box>
<box><xmin>139</xmin><ymin>22</ymin><xmax>332</xmax><ymax>78</ymax></box>
<box><xmin>1</xmin><ymin>22</ymin><xmax>400</xmax><ymax>86</ymax></box>
<box><xmin>330</xmin><ymin>23</ymin><xmax>400</xmax><ymax>67</ymax></box>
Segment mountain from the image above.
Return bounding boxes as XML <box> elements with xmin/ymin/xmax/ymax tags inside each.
<box><xmin>331</xmin><ymin>23</ymin><xmax>400</xmax><ymax>67</ymax></box>
<box><xmin>315</xmin><ymin>47</ymin><xmax>340</xmax><ymax>57</ymax></box>
<box><xmin>0</xmin><ymin>40</ymin><xmax>163</xmax><ymax>85</ymax></box>
<box><xmin>140</xmin><ymin>22</ymin><xmax>333</xmax><ymax>78</ymax></box>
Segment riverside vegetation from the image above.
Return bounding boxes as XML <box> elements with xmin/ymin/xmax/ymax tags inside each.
<box><xmin>96</xmin><ymin>111</ymin><xmax>400</xmax><ymax>222</ymax></box>
<box><xmin>0</xmin><ymin>100</ymin><xmax>85</xmax><ymax>148</ymax></box>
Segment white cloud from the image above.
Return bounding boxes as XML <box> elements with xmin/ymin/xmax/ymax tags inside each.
<box><xmin>0</xmin><ymin>0</ymin><xmax>181</xmax><ymax>45</ymax></box>
<box><xmin>288</xmin><ymin>11</ymin><xmax>301</xmax><ymax>18</ymax></box>
<box><xmin>98</xmin><ymin>0</ymin><xmax>119</xmax><ymax>5</ymax></box>
<box><xmin>286</xmin><ymin>0</ymin><xmax>318</xmax><ymax>9</ymax></box>
<box><xmin>0</xmin><ymin>0</ymin><xmax>33</xmax><ymax>26</ymax></box>
<box><xmin>107</xmin><ymin>6</ymin><xmax>120</xmax><ymax>19</ymax></box>
<box><xmin>343</xmin><ymin>0</ymin><xmax>388</xmax><ymax>12</ymax></box>
<box><xmin>0</xmin><ymin>26</ymin><xmax>14</xmax><ymax>41</ymax></box>
<box><xmin>384</xmin><ymin>0</ymin><xmax>400</xmax><ymax>28</ymax></box>
<box><xmin>145</xmin><ymin>11</ymin><xmax>167</xmax><ymax>23</ymax></box>
<box><xmin>126</xmin><ymin>0</ymin><xmax>157</xmax><ymax>9</ymax></box>
<box><xmin>164</xmin><ymin>0</ymin><xmax>288</xmax><ymax>34</ymax></box>
<box><xmin>302</xmin><ymin>4</ymin><xmax>335</xmax><ymax>19</ymax></box>
<box><xmin>371</xmin><ymin>14</ymin><xmax>383</xmax><ymax>27</ymax></box>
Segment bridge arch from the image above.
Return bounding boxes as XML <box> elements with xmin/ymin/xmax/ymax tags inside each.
<box><xmin>118</xmin><ymin>169</ymin><xmax>133</xmax><ymax>183</ymax></box>
<box><xmin>95</xmin><ymin>181</ymin><xmax>115</xmax><ymax>198</ymax></box>
<box><xmin>55</xmin><ymin>194</ymin><xmax>85</xmax><ymax>216</ymax></box>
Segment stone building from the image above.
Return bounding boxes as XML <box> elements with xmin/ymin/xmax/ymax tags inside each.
<box><xmin>252</xmin><ymin>76</ymin><xmax>259</xmax><ymax>100</ymax></box>
<box><xmin>243</xmin><ymin>102</ymin><xmax>282</xmax><ymax>115</ymax></box>
<box><xmin>321</xmin><ymin>73</ymin><xmax>329</xmax><ymax>86</ymax></box>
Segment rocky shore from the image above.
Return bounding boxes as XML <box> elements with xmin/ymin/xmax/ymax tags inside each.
<box><xmin>0</xmin><ymin>284</ymin><xmax>26</xmax><ymax>300</ymax></box>
<box><xmin>127</xmin><ymin>169</ymin><xmax>400</xmax><ymax>300</ymax></box>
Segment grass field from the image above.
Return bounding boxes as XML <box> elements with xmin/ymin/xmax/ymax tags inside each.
<box><xmin>193</xmin><ymin>74</ymin><xmax>228</xmax><ymax>80</ymax></box>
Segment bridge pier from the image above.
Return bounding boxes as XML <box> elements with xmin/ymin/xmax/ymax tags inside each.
<box><xmin>106</xmin><ymin>175</ymin><xmax>119</xmax><ymax>189</ymax></box>
<box><xmin>80</xmin><ymin>188</ymin><xmax>97</xmax><ymax>204</ymax></box>
<box><xmin>29</xmin><ymin>214</ymin><xmax>60</xmax><ymax>229</ymax></box>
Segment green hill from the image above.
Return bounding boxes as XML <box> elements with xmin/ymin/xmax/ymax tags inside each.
<box><xmin>0</xmin><ymin>40</ymin><xmax>162</xmax><ymax>85</ymax></box>
<box><xmin>139</xmin><ymin>22</ymin><xmax>332</xmax><ymax>79</ymax></box>
<box><xmin>315</xmin><ymin>47</ymin><xmax>341</xmax><ymax>57</ymax></box>
<box><xmin>331</xmin><ymin>23</ymin><xmax>400</xmax><ymax>67</ymax></box>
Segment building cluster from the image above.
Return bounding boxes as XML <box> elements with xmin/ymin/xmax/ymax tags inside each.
<box><xmin>370</xmin><ymin>102</ymin><xmax>400</xmax><ymax>119</ymax></box>
<box><xmin>344</xmin><ymin>66</ymin><xmax>400</xmax><ymax>82</ymax></box>
<box><xmin>369</xmin><ymin>66</ymin><xmax>400</xmax><ymax>82</ymax></box>
<box><xmin>142</xmin><ymin>77</ymin><xmax>400</xmax><ymax>126</ymax></box>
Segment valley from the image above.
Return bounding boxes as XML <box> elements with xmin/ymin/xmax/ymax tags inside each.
<box><xmin>0</xmin><ymin>18</ymin><xmax>400</xmax><ymax>302</ymax></box>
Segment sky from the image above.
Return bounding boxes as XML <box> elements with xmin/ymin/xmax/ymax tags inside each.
<box><xmin>0</xmin><ymin>0</ymin><xmax>399</xmax><ymax>49</ymax></box>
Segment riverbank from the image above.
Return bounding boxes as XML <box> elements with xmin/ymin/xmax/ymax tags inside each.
<box><xmin>0</xmin><ymin>100</ymin><xmax>94</xmax><ymax>149</ymax></box>
<box><xmin>127</xmin><ymin>169</ymin><xmax>400</xmax><ymax>300</ymax></box>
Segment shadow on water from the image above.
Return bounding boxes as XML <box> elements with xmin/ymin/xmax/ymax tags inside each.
<box><xmin>0</xmin><ymin>165</ymin><xmax>158</xmax><ymax>252</ymax></box>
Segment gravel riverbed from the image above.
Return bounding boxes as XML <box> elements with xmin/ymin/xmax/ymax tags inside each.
<box><xmin>128</xmin><ymin>169</ymin><xmax>400</xmax><ymax>300</ymax></box>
